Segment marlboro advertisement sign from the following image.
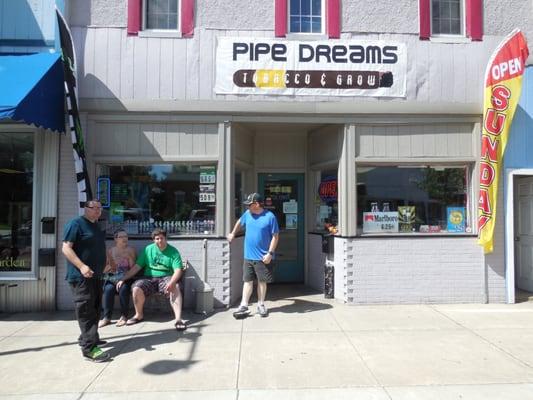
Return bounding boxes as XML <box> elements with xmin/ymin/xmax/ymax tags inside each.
<box><xmin>215</xmin><ymin>37</ymin><xmax>406</xmax><ymax>97</ymax></box>
<box><xmin>478</xmin><ymin>29</ymin><xmax>529</xmax><ymax>254</ymax></box>
<box><xmin>363</xmin><ymin>212</ymin><xmax>399</xmax><ymax>233</ymax></box>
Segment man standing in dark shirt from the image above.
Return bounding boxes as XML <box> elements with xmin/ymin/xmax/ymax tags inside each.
<box><xmin>62</xmin><ymin>199</ymin><xmax>110</xmax><ymax>362</ymax></box>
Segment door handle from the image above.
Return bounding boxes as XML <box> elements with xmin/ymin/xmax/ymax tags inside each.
<box><xmin>515</xmin><ymin>237</ymin><xmax>520</xmax><ymax>242</ymax></box>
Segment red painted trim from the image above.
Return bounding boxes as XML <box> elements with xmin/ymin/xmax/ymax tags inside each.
<box><xmin>275</xmin><ymin>0</ymin><xmax>287</xmax><ymax>37</ymax></box>
<box><xmin>326</xmin><ymin>0</ymin><xmax>340</xmax><ymax>39</ymax></box>
<box><xmin>181</xmin><ymin>0</ymin><xmax>195</xmax><ymax>37</ymax></box>
<box><xmin>466</xmin><ymin>0</ymin><xmax>483</xmax><ymax>41</ymax></box>
<box><xmin>419</xmin><ymin>0</ymin><xmax>430</xmax><ymax>40</ymax></box>
<box><xmin>127</xmin><ymin>0</ymin><xmax>142</xmax><ymax>36</ymax></box>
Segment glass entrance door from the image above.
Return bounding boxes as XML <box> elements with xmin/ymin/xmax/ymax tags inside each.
<box><xmin>258</xmin><ymin>173</ymin><xmax>304</xmax><ymax>283</ymax></box>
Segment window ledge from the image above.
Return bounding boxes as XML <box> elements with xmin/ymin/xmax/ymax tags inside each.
<box><xmin>285</xmin><ymin>33</ymin><xmax>328</xmax><ymax>41</ymax></box>
<box><xmin>308</xmin><ymin>231</ymin><xmax>332</xmax><ymax>236</ymax></box>
<box><xmin>355</xmin><ymin>233</ymin><xmax>477</xmax><ymax>238</ymax></box>
<box><xmin>429</xmin><ymin>36</ymin><xmax>471</xmax><ymax>44</ymax></box>
<box><xmin>0</xmin><ymin>275</ymin><xmax>38</xmax><ymax>281</ymax></box>
<box><xmin>138</xmin><ymin>30</ymin><xmax>182</xmax><ymax>39</ymax></box>
<box><xmin>110</xmin><ymin>234</ymin><xmax>225</xmax><ymax>240</ymax></box>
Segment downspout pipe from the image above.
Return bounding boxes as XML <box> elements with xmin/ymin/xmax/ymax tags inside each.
<box><xmin>201</xmin><ymin>238</ymin><xmax>212</xmax><ymax>291</ymax></box>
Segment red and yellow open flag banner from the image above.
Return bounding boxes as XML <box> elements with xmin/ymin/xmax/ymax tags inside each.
<box><xmin>478</xmin><ymin>29</ymin><xmax>529</xmax><ymax>254</ymax></box>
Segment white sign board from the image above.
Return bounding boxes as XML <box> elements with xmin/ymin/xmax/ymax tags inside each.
<box><xmin>215</xmin><ymin>37</ymin><xmax>406</xmax><ymax>97</ymax></box>
<box><xmin>199</xmin><ymin>193</ymin><xmax>215</xmax><ymax>203</ymax></box>
<box><xmin>199</xmin><ymin>167</ymin><xmax>216</xmax><ymax>184</ymax></box>
<box><xmin>363</xmin><ymin>212</ymin><xmax>399</xmax><ymax>233</ymax></box>
<box><xmin>283</xmin><ymin>200</ymin><xmax>298</xmax><ymax>214</ymax></box>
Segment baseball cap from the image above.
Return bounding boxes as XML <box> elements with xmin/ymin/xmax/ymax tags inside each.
<box><xmin>243</xmin><ymin>192</ymin><xmax>263</xmax><ymax>205</ymax></box>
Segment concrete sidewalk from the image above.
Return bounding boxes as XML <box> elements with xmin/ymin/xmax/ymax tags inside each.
<box><xmin>1</xmin><ymin>285</ymin><xmax>533</xmax><ymax>399</ymax></box>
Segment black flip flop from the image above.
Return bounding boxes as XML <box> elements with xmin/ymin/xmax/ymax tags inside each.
<box><xmin>126</xmin><ymin>317</ymin><xmax>144</xmax><ymax>325</ymax></box>
<box><xmin>174</xmin><ymin>320</ymin><xmax>187</xmax><ymax>331</ymax></box>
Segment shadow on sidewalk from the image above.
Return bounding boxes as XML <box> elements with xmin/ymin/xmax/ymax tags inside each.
<box><xmin>0</xmin><ymin>284</ymin><xmax>330</xmax><ymax>370</ymax></box>
<box><xmin>102</xmin><ymin>310</ymin><xmax>214</xmax><ymax>357</ymax></box>
<box><xmin>0</xmin><ymin>311</ymin><xmax>213</xmax><ymax>371</ymax></box>
<box><xmin>236</xmin><ymin>284</ymin><xmax>333</xmax><ymax>314</ymax></box>
<box><xmin>104</xmin><ymin>311</ymin><xmax>220</xmax><ymax>374</ymax></box>
<box><xmin>266</xmin><ymin>283</ymin><xmax>323</xmax><ymax>301</ymax></box>
<box><xmin>0</xmin><ymin>327</ymin><xmax>186</xmax><ymax>358</ymax></box>
<box><xmin>141</xmin><ymin>359</ymin><xmax>199</xmax><ymax>374</ymax></box>
<box><xmin>268</xmin><ymin>298</ymin><xmax>332</xmax><ymax>314</ymax></box>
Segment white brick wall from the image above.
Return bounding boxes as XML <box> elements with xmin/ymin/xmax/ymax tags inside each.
<box><xmin>229</xmin><ymin>236</ymin><xmax>244</xmax><ymax>306</ymax></box>
<box><xmin>334</xmin><ymin>238</ymin><xmax>348</xmax><ymax>302</ymax></box>
<box><xmin>56</xmin><ymin>132</ymin><xmax>79</xmax><ymax>311</ymax></box>
<box><xmin>165</xmin><ymin>238</ymin><xmax>230</xmax><ymax>309</ymax></box>
<box><xmin>341</xmin><ymin>236</ymin><xmax>504</xmax><ymax>304</ymax></box>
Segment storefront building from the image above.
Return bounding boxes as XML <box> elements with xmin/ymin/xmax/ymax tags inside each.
<box><xmin>5</xmin><ymin>0</ymin><xmax>531</xmax><ymax>311</ymax></box>
<box><xmin>0</xmin><ymin>1</ymin><xmax>65</xmax><ymax>311</ymax></box>
<box><xmin>51</xmin><ymin>0</ymin><xmax>533</xmax><ymax>310</ymax></box>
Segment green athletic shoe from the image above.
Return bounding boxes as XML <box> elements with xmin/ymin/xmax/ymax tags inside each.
<box><xmin>84</xmin><ymin>346</ymin><xmax>111</xmax><ymax>363</ymax></box>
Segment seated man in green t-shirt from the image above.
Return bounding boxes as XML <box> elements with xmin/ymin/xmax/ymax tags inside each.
<box><xmin>117</xmin><ymin>228</ymin><xmax>186</xmax><ymax>331</ymax></box>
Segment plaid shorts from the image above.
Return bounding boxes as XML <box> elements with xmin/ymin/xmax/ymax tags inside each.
<box><xmin>132</xmin><ymin>276</ymin><xmax>181</xmax><ymax>297</ymax></box>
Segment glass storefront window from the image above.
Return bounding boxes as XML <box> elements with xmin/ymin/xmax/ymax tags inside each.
<box><xmin>97</xmin><ymin>164</ymin><xmax>216</xmax><ymax>236</ymax></box>
<box><xmin>0</xmin><ymin>133</ymin><xmax>33</xmax><ymax>272</ymax></box>
<box><xmin>357</xmin><ymin>166</ymin><xmax>470</xmax><ymax>234</ymax></box>
<box><xmin>315</xmin><ymin>170</ymin><xmax>338</xmax><ymax>233</ymax></box>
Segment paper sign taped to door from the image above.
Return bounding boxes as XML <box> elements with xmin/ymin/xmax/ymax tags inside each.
<box><xmin>286</xmin><ymin>214</ymin><xmax>297</xmax><ymax>229</ymax></box>
<box><xmin>283</xmin><ymin>200</ymin><xmax>297</xmax><ymax>214</ymax></box>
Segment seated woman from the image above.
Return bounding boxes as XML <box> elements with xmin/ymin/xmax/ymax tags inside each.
<box><xmin>99</xmin><ymin>229</ymin><xmax>137</xmax><ymax>328</ymax></box>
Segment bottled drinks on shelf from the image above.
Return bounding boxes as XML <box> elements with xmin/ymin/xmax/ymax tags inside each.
<box><xmin>383</xmin><ymin>202</ymin><xmax>390</xmax><ymax>212</ymax></box>
<box><xmin>108</xmin><ymin>218</ymin><xmax>216</xmax><ymax>236</ymax></box>
<box><xmin>370</xmin><ymin>202</ymin><xmax>379</xmax><ymax>212</ymax></box>
<box><xmin>122</xmin><ymin>220</ymin><xmax>139</xmax><ymax>234</ymax></box>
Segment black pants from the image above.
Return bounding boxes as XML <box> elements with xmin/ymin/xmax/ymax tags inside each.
<box><xmin>69</xmin><ymin>278</ymin><xmax>103</xmax><ymax>355</ymax></box>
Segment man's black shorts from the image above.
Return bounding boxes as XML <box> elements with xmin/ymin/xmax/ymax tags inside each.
<box><xmin>243</xmin><ymin>259</ymin><xmax>273</xmax><ymax>283</ymax></box>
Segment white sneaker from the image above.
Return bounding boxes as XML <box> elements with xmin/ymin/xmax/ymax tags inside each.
<box><xmin>233</xmin><ymin>305</ymin><xmax>250</xmax><ymax>319</ymax></box>
<box><xmin>235</xmin><ymin>305</ymin><xmax>249</xmax><ymax>313</ymax></box>
<box><xmin>257</xmin><ymin>304</ymin><xmax>268</xmax><ymax>317</ymax></box>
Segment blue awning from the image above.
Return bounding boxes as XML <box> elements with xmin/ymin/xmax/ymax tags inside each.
<box><xmin>0</xmin><ymin>53</ymin><xmax>65</xmax><ymax>133</ymax></box>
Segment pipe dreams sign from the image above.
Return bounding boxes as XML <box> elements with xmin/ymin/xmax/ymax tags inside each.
<box><xmin>215</xmin><ymin>37</ymin><xmax>406</xmax><ymax>97</ymax></box>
